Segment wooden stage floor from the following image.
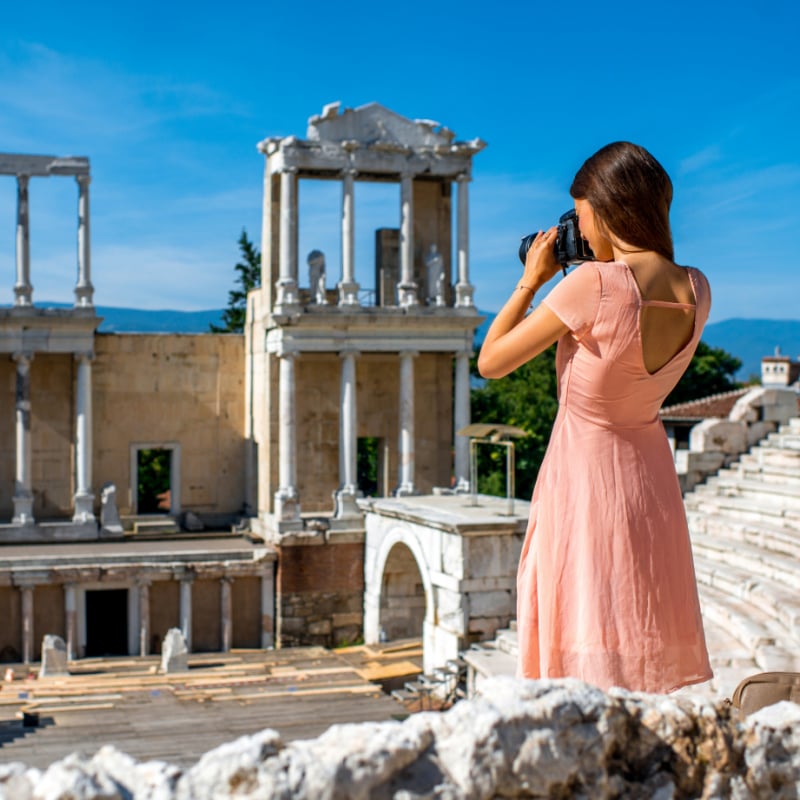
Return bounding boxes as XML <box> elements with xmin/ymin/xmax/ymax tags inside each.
<box><xmin>0</xmin><ymin>642</ymin><xmax>423</xmax><ymax>769</ymax></box>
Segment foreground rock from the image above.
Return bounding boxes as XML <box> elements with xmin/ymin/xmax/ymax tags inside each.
<box><xmin>1</xmin><ymin>677</ymin><xmax>799</xmax><ymax>798</ymax></box>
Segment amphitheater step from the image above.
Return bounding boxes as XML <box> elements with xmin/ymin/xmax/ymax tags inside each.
<box><xmin>493</xmin><ymin>627</ymin><xmax>518</xmax><ymax>657</ymax></box>
<box><xmin>725</xmin><ymin>468</ymin><xmax>800</xmax><ymax>492</ymax></box>
<box><xmin>736</xmin><ymin>450</ymin><xmax>800</xmax><ymax>480</ymax></box>
<box><xmin>691</xmin><ymin>531</ymin><xmax>800</xmax><ymax>588</ymax></box>
<box><xmin>765</xmin><ymin>430</ymin><xmax>800</xmax><ymax>450</ymax></box>
<box><xmin>684</xmin><ymin>491</ymin><xmax>800</xmax><ymax>528</ymax></box>
<box><xmin>742</xmin><ymin>445</ymin><xmax>800</xmax><ymax>470</ymax></box>
<box><xmin>698</xmin><ymin>475</ymin><xmax>800</xmax><ymax>508</ymax></box>
<box><xmin>692</xmin><ymin>553</ymin><xmax>800</xmax><ymax>639</ymax></box>
<box><xmin>688</xmin><ymin>512</ymin><xmax>800</xmax><ymax>560</ymax></box>
<box><xmin>696</xmin><ymin>581</ymin><xmax>792</xmax><ymax>660</ymax></box>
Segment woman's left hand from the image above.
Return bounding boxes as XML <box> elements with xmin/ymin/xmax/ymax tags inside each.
<box><xmin>522</xmin><ymin>226</ymin><xmax>561</xmax><ymax>289</ymax></box>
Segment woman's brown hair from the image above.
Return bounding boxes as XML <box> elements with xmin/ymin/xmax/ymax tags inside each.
<box><xmin>570</xmin><ymin>142</ymin><xmax>674</xmax><ymax>260</ymax></box>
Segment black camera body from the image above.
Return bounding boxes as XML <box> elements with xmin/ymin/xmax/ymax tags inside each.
<box><xmin>519</xmin><ymin>209</ymin><xmax>595</xmax><ymax>275</ymax></box>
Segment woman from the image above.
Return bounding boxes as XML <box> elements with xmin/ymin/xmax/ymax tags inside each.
<box><xmin>478</xmin><ymin>142</ymin><xmax>712</xmax><ymax>693</ymax></box>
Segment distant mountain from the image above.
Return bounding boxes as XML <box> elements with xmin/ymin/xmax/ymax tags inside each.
<box><xmin>702</xmin><ymin>319</ymin><xmax>800</xmax><ymax>381</ymax></box>
<box><xmin>475</xmin><ymin>312</ymin><xmax>800</xmax><ymax>382</ymax></box>
<box><xmin>95</xmin><ymin>306</ymin><xmax>226</xmax><ymax>334</ymax></box>
<box><xmin>16</xmin><ymin>303</ymin><xmax>227</xmax><ymax>333</ymax></box>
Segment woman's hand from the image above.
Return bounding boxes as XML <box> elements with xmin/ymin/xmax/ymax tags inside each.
<box><xmin>477</xmin><ymin>226</ymin><xmax>569</xmax><ymax>379</ymax></box>
<box><xmin>522</xmin><ymin>226</ymin><xmax>561</xmax><ymax>289</ymax></box>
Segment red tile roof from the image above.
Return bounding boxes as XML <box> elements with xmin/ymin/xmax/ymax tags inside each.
<box><xmin>659</xmin><ymin>388</ymin><xmax>751</xmax><ymax>421</ymax></box>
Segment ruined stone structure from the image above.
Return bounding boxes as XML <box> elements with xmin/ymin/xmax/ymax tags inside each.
<box><xmin>246</xmin><ymin>103</ymin><xmax>486</xmax><ymax>647</ymax></box>
<box><xmin>0</xmin><ymin>157</ymin><xmax>274</xmax><ymax>663</ymax></box>
<box><xmin>0</xmin><ymin>104</ymin><xmax>494</xmax><ymax>663</ymax></box>
<box><xmin>3</xmin><ymin>677</ymin><xmax>800</xmax><ymax>797</ymax></box>
<box><xmin>0</xmin><ymin>154</ymin><xmax>98</xmax><ymax>537</ymax></box>
<box><xmin>362</xmin><ymin>493</ymin><xmax>525</xmax><ymax>676</ymax></box>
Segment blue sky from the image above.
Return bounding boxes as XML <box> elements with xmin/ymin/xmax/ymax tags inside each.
<box><xmin>0</xmin><ymin>0</ymin><xmax>797</xmax><ymax>320</ymax></box>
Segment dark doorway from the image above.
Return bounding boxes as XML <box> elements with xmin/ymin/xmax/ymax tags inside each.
<box><xmin>85</xmin><ymin>589</ymin><xmax>129</xmax><ymax>657</ymax></box>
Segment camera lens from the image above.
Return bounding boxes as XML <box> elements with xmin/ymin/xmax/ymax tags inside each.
<box><xmin>518</xmin><ymin>233</ymin><xmax>537</xmax><ymax>265</ymax></box>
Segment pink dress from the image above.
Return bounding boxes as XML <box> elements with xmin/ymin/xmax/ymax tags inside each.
<box><xmin>516</xmin><ymin>260</ymin><xmax>713</xmax><ymax>693</ymax></box>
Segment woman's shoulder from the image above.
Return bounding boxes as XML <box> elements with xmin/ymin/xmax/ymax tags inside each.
<box><xmin>683</xmin><ymin>265</ymin><xmax>711</xmax><ymax>297</ymax></box>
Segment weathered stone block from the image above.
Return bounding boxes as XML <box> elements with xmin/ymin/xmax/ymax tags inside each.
<box><xmin>747</xmin><ymin>421</ymin><xmax>777</xmax><ymax>446</ymax></box>
<box><xmin>39</xmin><ymin>634</ymin><xmax>68</xmax><ymax>677</ymax></box>
<box><xmin>675</xmin><ymin>449</ymin><xmax>725</xmax><ymax>473</ymax></box>
<box><xmin>468</xmin><ymin>589</ymin><xmax>514</xmax><ymax>618</ymax></box>
<box><xmin>160</xmin><ymin>628</ymin><xmax>189</xmax><ymax>673</ymax></box>
<box><xmin>690</xmin><ymin>419</ymin><xmax>747</xmax><ymax>454</ymax></box>
<box><xmin>307</xmin><ymin>620</ymin><xmax>331</xmax><ymax>636</ymax></box>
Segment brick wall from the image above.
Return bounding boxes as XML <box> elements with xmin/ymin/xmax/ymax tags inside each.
<box><xmin>275</xmin><ymin>540</ymin><xmax>365</xmax><ymax>648</ymax></box>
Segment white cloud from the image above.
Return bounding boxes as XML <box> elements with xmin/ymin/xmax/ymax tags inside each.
<box><xmin>678</xmin><ymin>145</ymin><xmax>723</xmax><ymax>176</ymax></box>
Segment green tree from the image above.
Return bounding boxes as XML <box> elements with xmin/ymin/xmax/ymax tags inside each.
<box><xmin>210</xmin><ymin>229</ymin><xmax>261</xmax><ymax>333</ymax></box>
<box><xmin>470</xmin><ymin>345</ymin><xmax>559</xmax><ymax>499</ymax></box>
<box><xmin>664</xmin><ymin>341</ymin><xmax>742</xmax><ymax>406</ymax></box>
<box><xmin>470</xmin><ymin>339</ymin><xmax>742</xmax><ymax>499</ymax></box>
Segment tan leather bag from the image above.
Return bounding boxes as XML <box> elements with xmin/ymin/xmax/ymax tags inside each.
<box><xmin>731</xmin><ymin>672</ymin><xmax>800</xmax><ymax>715</ymax></box>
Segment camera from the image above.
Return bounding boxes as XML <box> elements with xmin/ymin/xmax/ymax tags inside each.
<box><xmin>519</xmin><ymin>209</ymin><xmax>595</xmax><ymax>275</ymax></box>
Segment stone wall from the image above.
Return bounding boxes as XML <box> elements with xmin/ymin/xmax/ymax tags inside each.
<box><xmin>3</xmin><ymin>677</ymin><xmax>799</xmax><ymax>798</ymax></box>
<box><xmin>0</xmin><ymin>335</ymin><xmax>247</xmax><ymax>524</ymax></box>
<box><xmin>275</xmin><ymin>537</ymin><xmax>364</xmax><ymax>648</ymax></box>
<box><xmin>93</xmin><ymin>333</ymin><xmax>246</xmax><ymax>521</ymax></box>
<box><xmin>0</xmin><ymin>354</ymin><xmax>74</xmax><ymax>518</ymax></box>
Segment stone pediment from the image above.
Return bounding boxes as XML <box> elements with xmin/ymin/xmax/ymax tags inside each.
<box><xmin>307</xmin><ymin>102</ymin><xmax>456</xmax><ymax>149</ymax></box>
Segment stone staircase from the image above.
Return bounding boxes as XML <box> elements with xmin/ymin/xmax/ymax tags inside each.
<box><xmin>685</xmin><ymin>416</ymin><xmax>800</xmax><ymax>697</ymax></box>
<box><xmin>464</xmin><ymin>417</ymin><xmax>800</xmax><ymax>701</ymax></box>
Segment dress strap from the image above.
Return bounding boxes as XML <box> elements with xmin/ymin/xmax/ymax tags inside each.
<box><xmin>641</xmin><ymin>299</ymin><xmax>696</xmax><ymax>310</ymax></box>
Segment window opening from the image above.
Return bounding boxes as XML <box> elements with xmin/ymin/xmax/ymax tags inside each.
<box><xmin>137</xmin><ymin>448</ymin><xmax>172</xmax><ymax>514</ymax></box>
<box><xmin>357</xmin><ymin>436</ymin><xmax>383</xmax><ymax>497</ymax></box>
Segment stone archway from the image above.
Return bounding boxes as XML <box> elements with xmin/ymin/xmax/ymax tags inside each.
<box><xmin>362</xmin><ymin>496</ymin><xmax>525</xmax><ymax>677</ymax></box>
<box><xmin>364</xmin><ymin>526</ymin><xmax>436</xmax><ymax>670</ymax></box>
<box><xmin>379</xmin><ymin>541</ymin><xmax>426</xmax><ymax>641</ymax></box>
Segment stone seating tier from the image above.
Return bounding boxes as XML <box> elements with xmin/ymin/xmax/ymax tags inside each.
<box><xmin>684</xmin><ymin>418</ymin><xmax>800</xmax><ymax>684</ymax></box>
<box><xmin>700</xmin><ymin>473</ymin><xmax>800</xmax><ymax>504</ymax></box>
<box><xmin>685</xmin><ymin>491</ymin><xmax>800</xmax><ymax>527</ymax></box>
<box><xmin>692</xmin><ymin>553</ymin><xmax>800</xmax><ymax>638</ymax></box>
<box><xmin>724</xmin><ymin>457</ymin><xmax>800</xmax><ymax>487</ymax></box>
<box><xmin>686</xmin><ymin>511</ymin><xmax>800</xmax><ymax>560</ymax></box>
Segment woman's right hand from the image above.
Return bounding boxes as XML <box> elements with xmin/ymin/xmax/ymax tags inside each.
<box><xmin>522</xmin><ymin>225</ymin><xmax>561</xmax><ymax>290</ymax></box>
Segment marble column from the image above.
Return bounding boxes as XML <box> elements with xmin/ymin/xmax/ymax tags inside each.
<box><xmin>261</xmin><ymin>570</ymin><xmax>274</xmax><ymax>649</ymax></box>
<box><xmin>454</xmin><ymin>350</ymin><xmax>471</xmax><ymax>491</ymax></box>
<box><xmin>335</xmin><ymin>350</ymin><xmax>361</xmax><ymax>517</ymax></box>
<box><xmin>397</xmin><ymin>173</ymin><xmax>418</xmax><ymax>307</ymax></box>
<box><xmin>455</xmin><ymin>173</ymin><xmax>475</xmax><ymax>308</ymax></box>
<box><xmin>338</xmin><ymin>168</ymin><xmax>360</xmax><ymax>306</ymax></box>
<box><xmin>396</xmin><ymin>351</ymin><xmax>418</xmax><ymax>496</ymax></box>
<box><xmin>138</xmin><ymin>580</ymin><xmax>150</xmax><ymax>657</ymax></box>
<box><xmin>12</xmin><ymin>353</ymin><xmax>34</xmax><ymax>526</ymax></box>
<box><xmin>74</xmin><ymin>174</ymin><xmax>94</xmax><ymax>307</ymax></box>
<box><xmin>274</xmin><ymin>350</ymin><xmax>300</xmax><ymax>521</ymax></box>
<box><xmin>14</xmin><ymin>175</ymin><xmax>32</xmax><ymax>307</ymax></box>
<box><xmin>220</xmin><ymin>577</ymin><xmax>232</xmax><ymax>653</ymax></box>
<box><xmin>64</xmin><ymin>584</ymin><xmax>77</xmax><ymax>660</ymax></box>
<box><xmin>180</xmin><ymin>577</ymin><xmax>193</xmax><ymax>652</ymax></box>
<box><xmin>73</xmin><ymin>354</ymin><xmax>95</xmax><ymax>523</ymax></box>
<box><xmin>275</xmin><ymin>167</ymin><xmax>299</xmax><ymax>309</ymax></box>
<box><xmin>21</xmin><ymin>585</ymin><xmax>34</xmax><ymax>664</ymax></box>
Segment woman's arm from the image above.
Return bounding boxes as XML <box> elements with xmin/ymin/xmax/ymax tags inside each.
<box><xmin>478</xmin><ymin>226</ymin><xmax>569</xmax><ymax>379</ymax></box>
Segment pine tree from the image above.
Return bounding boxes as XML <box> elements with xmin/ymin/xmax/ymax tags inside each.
<box><xmin>210</xmin><ymin>229</ymin><xmax>261</xmax><ymax>333</ymax></box>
